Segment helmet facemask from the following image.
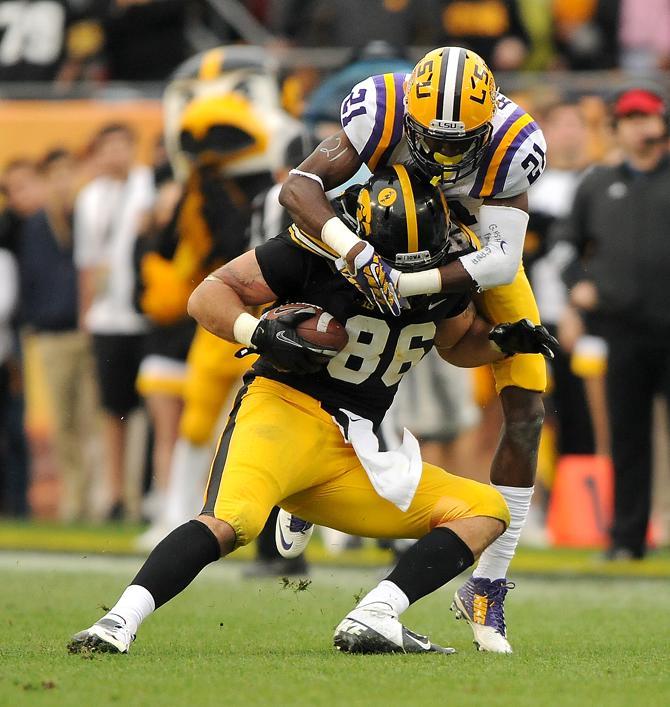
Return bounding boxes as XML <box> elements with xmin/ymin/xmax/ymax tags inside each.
<box><xmin>405</xmin><ymin>114</ymin><xmax>493</xmax><ymax>184</ymax></box>
<box><xmin>383</xmin><ymin>238</ymin><xmax>452</xmax><ymax>274</ymax></box>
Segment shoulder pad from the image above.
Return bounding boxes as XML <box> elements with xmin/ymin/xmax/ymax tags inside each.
<box><xmin>470</xmin><ymin>96</ymin><xmax>546</xmax><ymax>198</ymax></box>
<box><xmin>341</xmin><ymin>73</ymin><xmax>407</xmax><ymax>171</ymax></box>
<box><xmin>287</xmin><ymin>224</ymin><xmax>338</xmax><ymax>262</ymax></box>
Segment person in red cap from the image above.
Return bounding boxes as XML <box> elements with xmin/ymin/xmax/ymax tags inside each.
<box><xmin>614</xmin><ymin>88</ymin><xmax>667</xmax><ymax>119</ymax></box>
<box><xmin>556</xmin><ymin>86</ymin><xmax>670</xmax><ymax>560</ymax></box>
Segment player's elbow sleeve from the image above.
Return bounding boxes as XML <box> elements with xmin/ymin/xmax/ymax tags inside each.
<box><xmin>458</xmin><ymin>205</ymin><xmax>528</xmax><ymax>290</ymax></box>
<box><xmin>459</xmin><ymin>248</ymin><xmax>519</xmax><ymax>289</ymax></box>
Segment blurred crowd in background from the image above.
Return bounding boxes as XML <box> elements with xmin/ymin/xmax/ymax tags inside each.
<box><xmin>4</xmin><ymin>0</ymin><xmax>670</xmax><ymax>84</ymax></box>
<box><xmin>1</xmin><ymin>0</ymin><xmax>670</xmax><ymax>564</ymax></box>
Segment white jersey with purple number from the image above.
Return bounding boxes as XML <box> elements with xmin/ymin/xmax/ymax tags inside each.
<box><xmin>340</xmin><ymin>72</ymin><xmax>546</xmax><ymax>238</ymax></box>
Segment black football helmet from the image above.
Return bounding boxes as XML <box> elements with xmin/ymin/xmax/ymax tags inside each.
<box><xmin>340</xmin><ymin>164</ymin><xmax>474</xmax><ymax>272</ymax></box>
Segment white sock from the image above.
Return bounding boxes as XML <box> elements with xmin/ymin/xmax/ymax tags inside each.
<box><xmin>356</xmin><ymin>580</ymin><xmax>409</xmax><ymax>617</ymax></box>
<box><xmin>103</xmin><ymin>585</ymin><xmax>156</xmax><ymax>635</ymax></box>
<box><xmin>473</xmin><ymin>485</ymin><xmax>534</xmax><ymax>581</ymax></box>
<box><xmin>163</xmin><ymin>439</ymin><xmax>212</xmax><ymax>529</ymax></box>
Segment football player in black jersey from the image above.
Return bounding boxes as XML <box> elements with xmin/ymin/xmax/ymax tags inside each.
<box><xmin>69</xmin><ymin>167</ymin><xmax>555</xmax><ymax>656</ymax></box>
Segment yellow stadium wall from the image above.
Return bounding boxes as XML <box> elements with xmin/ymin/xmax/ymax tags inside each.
<box><xmin>2</xmin><ymin>99</ymin><xmax>162</xmax><ymax>438</ymax></box>
<box><xmin>0</xmin><ymin>99</ymin><xmax>163</xmax><ymax>169</ymax></box>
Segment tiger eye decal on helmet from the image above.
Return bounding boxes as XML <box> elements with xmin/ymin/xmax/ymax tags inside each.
<box><xmin>405</xmin><ymin>46</ymin><xmax>497</xmax><ymax>183</ymax></box>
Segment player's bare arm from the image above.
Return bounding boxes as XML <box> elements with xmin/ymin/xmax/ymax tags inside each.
<box><xmin>279</xmin><ymin>130</ymin><xmax>361</xmax><ymax>238</ymax></box>
<box><xmin>189</xmin><ymin>252</ymin><xmax>337</xmax><ymax>375</ymax></box>
<box><xmin>433</xmin><ymin>303</ymin><xmax>505</xmax><ymax>366</ymax></box>
<box><xmin>279</xmin><ymin>130</ymin><xmax>402</xmax><ymax>316</ymax></box>
<box><xmin>397</xmin><ymin>192</ymin><xmax>529</xmax><ymax>298</ymax></box>
<box><xmin>434</xmin><ymin>302</ymin><xmax>558</xmax><ymax>366</ymax></box>
<box><xmin>187</xmin><ymin>251</ymin><xmax>275</xmax><ymax>344</ymax></box>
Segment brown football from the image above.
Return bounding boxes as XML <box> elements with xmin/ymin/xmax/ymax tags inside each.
<box><xmin>264</xmin><ymin>303</ymin><xmax>348</xmax><ymax>352</ymax></box>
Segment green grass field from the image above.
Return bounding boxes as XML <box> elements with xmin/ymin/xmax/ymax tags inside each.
<box><xmin>1</xmin><ymin>553</ymin><xmax>668</xmax><ymax>707</ymax></box>
<box><xmin>1</xmin><ymin>521</ymin><xmax>670</xmax><ymax>577</ymax></box>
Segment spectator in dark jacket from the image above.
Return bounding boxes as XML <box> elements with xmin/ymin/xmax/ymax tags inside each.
<box><xmin>0</xmin><ymin>159</ymin><xmax>41</xmax><ymax>517</ymax></box>
<box><xmin>558</xmin><ymin>88</ymin><xmax>670</xmax><ymax>559</ymax></box>
<box><xmin>19</xmin><ymin>149</ymin><xmax>101</xmax><ymax>522</ymax></box>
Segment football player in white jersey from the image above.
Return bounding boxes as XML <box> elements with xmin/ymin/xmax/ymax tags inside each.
<box><xmin>277</xmin><ymin>46</ymin><xmax>548</xmax><ymax>653</ymax></box>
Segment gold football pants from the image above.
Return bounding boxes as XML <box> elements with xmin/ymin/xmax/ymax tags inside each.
<box><xmin>201</xmin><ymin>377</ymin><xmax>509</xmax><ymax>547</ymax></box>
<box><xmin>476</xmin><ymin>266</ymin><xmax>547</xmax><ymax>394</ymax></box>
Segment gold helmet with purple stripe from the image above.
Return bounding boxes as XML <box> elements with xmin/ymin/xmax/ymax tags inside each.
<box><xmin>404</xmin><ymin>46</ymin><xmax>497</xmax><ymax>183</ymax></box>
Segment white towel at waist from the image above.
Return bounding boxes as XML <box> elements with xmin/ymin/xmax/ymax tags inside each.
<box><xmin>335</xmin><ymin>409</ymin><xmax>423</xmax><ymax>512</ymax></box>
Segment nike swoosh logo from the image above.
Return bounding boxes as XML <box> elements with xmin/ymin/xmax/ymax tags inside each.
<box><xmin>500</xmin><ymin>240</ymin><xmax>508</xmax><ymax>254</ymax></box>
<box><xmin>276</xmin><ymin>330</ymin><xmax>303</xmax><ymax>347</ymax></box>
<box><xmin>273</xmin><ymin>304</ymin><xmax>313</xmax><ymax>316</ymax></box>
<box><xmin>277</xmin><ymin>524</ymin><xmax>293</xmax><ymax>551</ymax></box>
<box><xmin>428</xmin><ymin>298</ymin><xmax>449</xmax><ymax>310</ymax></box>
<box><xmin>405</xmin><ymin>633</ymin><xmax>431</xmax><ymax>650</ymax></box>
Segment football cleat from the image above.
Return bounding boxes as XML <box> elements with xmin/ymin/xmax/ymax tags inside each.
<box><xmin>276</xmin><ymin>509</ymin><xmax>314</xmax><ymax>559</ymax></box>
<box><xmin>451</xmin><ymin>577</ymin><xmax>515</xmax><ymax>654</ymax></box>
<box><xmin>333</xmin><ymin>603</ymin><xmax>455</xmax><ymax>655</ymax></box>
<box><xmin>67</xmin><ymin>616</ymin><xmax>135</xmax><ymax>655</ymax></box>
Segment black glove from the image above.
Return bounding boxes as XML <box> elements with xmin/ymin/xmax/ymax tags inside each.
<box><xmin>235</xmin><ymin>307</ymin><xmax>338</xmax><ymax>374</ymax></box>
<box><xmin>489</xmin><ymin>319</ymin><xmax>559</xmax><ymax>359</ymax></box>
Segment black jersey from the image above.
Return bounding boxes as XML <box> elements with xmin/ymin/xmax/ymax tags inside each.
<box><xmin>252</xmin><ymin>231</ymin><xmax>470</xmax><ymax>427</ymax></box>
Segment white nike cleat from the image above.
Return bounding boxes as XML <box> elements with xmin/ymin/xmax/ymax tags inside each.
<box><xmin>276</xmin><ymin>509</ymin><xmax>314</xmax><ymax>559</ymax></box>
<box><xmin>67</xmin><ymin>616</ymin><xmax>135</xmax><ymax>654</ymax></box>
<box><xmin>333</xmin><ymin>602</ymin><xmax>455</xmax><ymax>655</ymax></box>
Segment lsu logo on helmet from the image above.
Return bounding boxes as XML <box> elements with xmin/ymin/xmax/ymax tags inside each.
<box><xmin>404</xmin><ymin>46</ymin><xmax>497</xmax><ymax>183</ymax></box>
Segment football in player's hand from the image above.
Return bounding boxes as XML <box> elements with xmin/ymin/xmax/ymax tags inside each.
<box><xmin>264</xmin><ymin>303</ymin><xmax>348</xmax><ymax>353</ymax></box>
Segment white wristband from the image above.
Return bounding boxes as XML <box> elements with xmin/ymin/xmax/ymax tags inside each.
<box><xmin>233</xmin><ymin>312</ymin><xmax>260</xmax><ymax>347</ymax></box>
<box><xmin>397</xmin><ymin>269</ymin><xmax>442</xmax><ymax>297</ymax></box>
<box><xmin>321</xmin><ymin>217</ymin><xmax>361</xmax><ymax>257</ymax></box>
<box><xmin>288</xmin><ymin>169</ymin><xmax>325</xmax><ymax>190</ymax></box>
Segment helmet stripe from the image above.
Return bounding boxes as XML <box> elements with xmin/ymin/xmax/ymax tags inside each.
<box><xmin>437</xmin><ymin>187</ymin><xmax>450</xmax><ymax>227</ymax></box>
<box><xmin>451</xmin><ymin>49</ymin><xmax>466</xmax><ymax>122</ymax></box>
<box><xmin>437</xmin><ymin>48</ymin><xmax>450</xmax><ymax>120</ymax></box>
<box><xmin>440</xmin><ymin>47</ymin><xmax>462</xmax><ymax>122</ymax></box>
<box><xmin>199</xmin><ymin>48</ymin><xmax>225</xmax><ymax>80</ymax></box>
<box><xmin>392</xmin><ymin>164</ymin><xmax>419</xmax><ymax>253</ymax></box>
